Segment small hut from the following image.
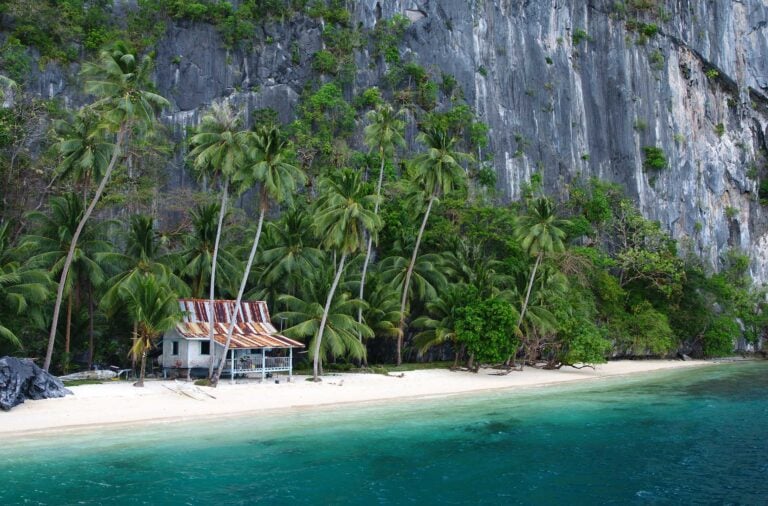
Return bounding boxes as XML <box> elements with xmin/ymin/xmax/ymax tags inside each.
<box><xmin>161</xmin><ymin>299</ymin><xmax>303</xmax><ymax>380</ymax></box>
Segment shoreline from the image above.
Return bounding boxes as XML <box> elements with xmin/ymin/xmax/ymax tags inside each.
<box><xmin>0</xmin><ymin>359</ymin><xmax>726</xmax><ymax>439</ymax></box>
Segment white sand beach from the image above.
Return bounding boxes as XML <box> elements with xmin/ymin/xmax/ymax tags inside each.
<box><xmin>0</xmin><ymin>360</ymin><xmax>715</xmax><ymax>437</ymax></box>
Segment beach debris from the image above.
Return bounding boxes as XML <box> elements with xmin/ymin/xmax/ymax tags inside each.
<box><xmin>59</xmin><ymin>370</ymin><xmax>118</xmax><ymax>381</ymax></box>
<box><xmin>0</xmin><ymin>356</ymin><xmax>72</xmax><ymax>411</ymax></box>
<box><xmin>161</xmin><ymin>381</ymin><xmax>216</xmax><ymax>401</ymax></box>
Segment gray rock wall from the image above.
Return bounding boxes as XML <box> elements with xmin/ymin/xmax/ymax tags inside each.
<box><xmin>12</xmin><ymin>0</ymin><xmax>768</xmax><ymax>281</ymax></box>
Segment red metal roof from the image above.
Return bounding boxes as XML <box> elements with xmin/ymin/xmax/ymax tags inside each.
<box><xmin>175</xmin><ymin>299</ymin><xmax>304</xmax><ymax>349</ymax></box>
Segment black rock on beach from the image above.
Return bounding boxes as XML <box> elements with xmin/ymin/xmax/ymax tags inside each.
<box><xmin>0</xmin><ymin>356</ymin><xmax>72</xmax><ymax>411</ymax></box>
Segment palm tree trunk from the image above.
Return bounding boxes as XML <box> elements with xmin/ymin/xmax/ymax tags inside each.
<box><xmin>515</xmin><ymin>253</ymin><xmax>542</xmax><ymax>370</ymax></box>
<box><xmin>207</xmin><ymin>180</ymin><xmax>229</xmax><ymax>379</ymax></box>
<box><xmin>313</xmin><ymin>253</ymin><xmax>347</xmax><ymax>381</ymax></box>
<box><xmin>65</xmin><ymin>291</ymin><xmax>72</xmax><ymax>355</ymax></box>
<box><xmin>88</xmin><ymin>284</ymin><xmax>94</xmax><ymax>369</ymax></box>
<box><xmin>135</xmin><ymin>349</ymin><xmax>146</xmax><ymax>387</ymax></box>
<box><xmin>212</xmin><ymin>197</ymin><xmax>267</xmax><ymax>386</ymax></box>
<box><xmin>43</xmin><ymin>125</ymin><xmax>127</xmax><ymax>372</ymax></box>
<box><xmin>131</xmin><ymin>321</ymin><xmax>138</xmax><ymax>373</ymax></box>
<box><xmin>396</xmin><ymin>195</ymin><xmax>435</xmax><ymax>366</ymax></box>
<box><xmin>357</xmin><ymin>150</ymin><xmax>386</xmax><ymax>358</ymax></box>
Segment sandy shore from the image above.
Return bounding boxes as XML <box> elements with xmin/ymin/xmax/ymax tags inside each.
<box><xmin>0</xmin><ymin>360</ymin><xmax>715</xmax><ymax>437</ymax></box>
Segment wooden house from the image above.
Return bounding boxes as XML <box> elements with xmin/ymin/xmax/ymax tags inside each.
<box><xmin>161</xmin><ymin>299</ymin><xmax>304</xmax><ymax>380</ymax></box>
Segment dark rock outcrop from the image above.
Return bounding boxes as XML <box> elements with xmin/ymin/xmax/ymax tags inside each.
<box><xmin>0</xmin><ymin>357</ymin><xmax>72</xmax><ymax>411</ymax></box>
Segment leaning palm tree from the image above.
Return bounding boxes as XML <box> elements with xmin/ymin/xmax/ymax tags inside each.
<box><xmin>513</xmin><ymin>196</ymin><xmax>570</xmax><ymax>331</ymax></box>
<box><xmin>43</xmin><ymin>42</ymin><xmax>169</xmax><ymax>372</ymax></box>
<box><xmin>212</xmin><ymin>126</ymin><xmax>306</xmax><ymax>385</ymax></box>
<box><xmin>311</xmin><ymin>169</ymin><xmax>381</xmax><ymax>380</ymax></box>
<box><xmin>121</xmin><ymin>273</ymin><xmax>181</xmax><ymax>387</ymax></box>
<box><xmin>188</xmin><ymin>103</ymin><xmax>248</xmax><ymax>378</ymax></box>
<box><xmin>395</xmin><ymin>128</ymin><xmax>472</xmax><ymax>364</ymax></box>
<box><xmin>358</xmin><ymin>104</ymin><xmax>405</xmax><ymax>334</ymax></box>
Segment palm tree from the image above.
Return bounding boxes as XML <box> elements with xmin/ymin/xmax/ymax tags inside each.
<box><xmin>120</xmin><ymin>273</ymin><xmax>181</xmax><ymax>387</ymax></box>
<box><xmin>276</xmin><ymin>267</ymin><xmax>370</xmax><ymax>372</ymax></box>
<box><xmin>311</xmin><ymin>169</ymin><xmax>381</xmax><ymax>380</ymax></box>
<box><xmin>188</xmin><ymin>103</ymin><xmax>248</xmax><ymax>377</ymax></box>
<box><xmin>53</xmin><ymin>109</ymin><xmax>114</xmax><ymax>204</ymax></box>
<box><xmin>411</xmin><ymin>284</ymin><xmax>468</xmax><ymax>364</ymax></box>
<box><xmin>0</xmin><ymin>223</ymin><xmax>49</xmax><ymax>349</ymax></box>
<box><xmin>395</xmin><ymin>128</ymin><xmax>471</xmax><ymax>364</ymax></box>
<box><xmin>177</xmin><ymin>203</ymin><xmax>240</xmax><ymax>299</ymax></box>
<box><xmin>512</xmin><ymin>196</ymin><xmax>570</xmax><ymax>368</ymax></box>
<box><xmin>43</xmin><ymin>42</ymin><xmax>169</xmax><ymax>372</ymax></box>
<box><xmin>26</xmin><ymin>194</ymin><xmax>113</xmax><ymax>370</ymax></box>
<box><xmin>99</xmin><ymin>215</ymin><xmax>189</xmax><ymax>369</ymax></box>
<box><xmin>358</xmin><ymin>104</ymin><xmax>405</xmax><ymax>335</ymax></box>
<box><xmin>212</xmin><ymin>126</ymin><xmax>306</xmax><ymax>385</ymax></box>
<box><xmin>256</xmin><ymin>206</ymin><xmax>324</xmax><ymax>304</ymax></box>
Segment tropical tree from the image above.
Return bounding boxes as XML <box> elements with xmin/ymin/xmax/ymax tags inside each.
<box><xmin>276</xmin><ymin>267</ymin><xmax>370</xmax><ymax>373</ymax></box>
<box><xmin>26</xmin><ymin>193</ymin><xmax>113</xmax><ymax>370</ymax></box>
<box><xmin>212</xmin><ymin>125</ymin><xmax>305</xmax><ymax>385</ymax></box>
<box><xmin>53</xmin><ymin>109</ymin><xmax>114</xmax><ymax>204</ymax></box>
<box><xmin>188</xmin><ymin>103</ymin><xmax>248</xmax><ymax>377</ymax></box>
<box><xmin>99</xmin><ymin>214</ymin><xmax>189</xmax><ymax>368</ymax></box>
<box><xmin>513</xmin><ymin>196</ymin><xmax>569</xmax><ymax>331</ymax></box>
<box><xmin>310</xmin><ymin>169</ymin><xmax>381</xmax><ymax>380</ymax></box>
<box><xmin>396</xmin><ymin>128</ymin><xmax>471</xmax><ymax>364</ymax></box>
<box><xmin>44</xmin><ymin>42</ymin><xmax>169</xmax><ymax>372</ymax></box>
<box><xmin>358</xmin><ymin>104</ymin><xmax>405</xmax><ymax>334</ymax></box>
<box><xmin>255</xmin><ymin>206</ymin><xmax>324</xmax><ymax>305</ymax></box>
<box><xmin>177</xmin><ymin>203</ymin><xmax>240</xmax><ymax>299</ymax></box>
<box><xmin>0</xmin><ymin>223</ymin><xmax>49</xmax><ymax>350</ymax></box>
<box><xmin>121</xmin><ymin>273</ymin><xmax>181</xmax><ymax>387</ymax></box>
<box><xmin>411</xmin><ymin>283</ymin><xmax>469</xmax><ymax>364</ymax></box>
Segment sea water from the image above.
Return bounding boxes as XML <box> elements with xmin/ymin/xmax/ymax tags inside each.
<box><xmin>1</xmin><ymin>362</ymin><xmax>767</xmax><ymax>505</ymax></box>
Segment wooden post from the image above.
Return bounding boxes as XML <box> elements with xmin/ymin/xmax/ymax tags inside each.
<box><xmin>261</xmin><ymin>350</ymin><xmax>266</xmax><ymax>382</ymax></box>
<box><xmin>289</xmin><ymin>347</ymin><xmax>293</xmax><ymax>380</ymax></box>
<box><xmin>230</xmin><ymin>350</ymin><xmax>234</xmax><ymax>385</ymax></box>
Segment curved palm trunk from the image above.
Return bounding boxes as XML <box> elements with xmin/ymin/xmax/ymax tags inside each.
<box><xmin>515</xmin><ymin>253</ymin><xmax>542</xmax><ymax>370</ymax></box>
<box><xmin>207</xmin><ymin>181</ymin><xmax>229</xmax><ymax>379</ymax></box>
<box><xmin>313</xmin><ymin>253</ymin><xmax>347</xmax><ymax>381</ymax></box>
<box><xmin>44</xmin><ymin>126</ymin><xmax>127</xmax><ymax>372</ymax></box>
<box><xmin>357</xmin><ymin>150</ymin><xmax>386</xmax><ymax>362</ymax></box>
<box><xmin>396</xmin><ymin>195</ymin><xmax>435</xmax><ymax>366</ymax></box>
<box><xmin>212</xmin><ymin>197</ymin><xmax>267</xmax><ymax>386</ymax></box>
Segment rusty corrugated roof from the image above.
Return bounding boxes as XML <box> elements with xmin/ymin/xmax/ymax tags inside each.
<box><xmin>174</xmin><ymin>299</ymin><xmax>304</xmax><ymax>349</ymax></box>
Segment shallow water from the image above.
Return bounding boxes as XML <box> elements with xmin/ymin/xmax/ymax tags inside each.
<box><xmin>2</xmin><ymin>362</ymin><xmax>767</xmax><ymax>505</ymax></box>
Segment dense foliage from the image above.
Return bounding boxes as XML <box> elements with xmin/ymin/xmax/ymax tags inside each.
<box><xmin>0</xmin><ymin>1</ymin><xmax>764</xmax><ymax>376</ymax></box>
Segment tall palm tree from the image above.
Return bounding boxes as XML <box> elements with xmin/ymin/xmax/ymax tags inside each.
<box><xmin>395</xmin><ymin>128</ymin><xmax>471</xmax><ymax>364</ymax></box>
<box><xmin>26</xmin><ymin>194</ymin><xmax>113</xmax><ymax>370</ymax></box>
<box><xmin>311</xmin><ymin>169</ymin><xmax>381</xmax><ymax>380</ymax></box>
<box><xmin>44</xmin><ymin>42</ymin><xmax>169</xmax><ymax>372</ymax></box>
<box><xmin>0</xmin><ymin>223</ymin><xmax>49</xmax><ymax>349</ymax></box>
<box><xmin>358</xmin><ymin>104</ymin><xmax>405</xmax><ymax>335</ymax></box>
<box><xmin>212</xmin><ymin>126</ymin><xmax>305</xmax><ymax>385</ymax></box>
<box><xmin>121</xmin><ymin>273</ymin><xmax>181</xmax><ymax>387</ymax></box>
<box><xmin>512</xmin><ymin>196</ymin><xmax>570</xmax><ymax>368</ymax></box>
<box><xmin>188</xmin><ymin>103</ymin><xmax>248</xmax><ymax>377</ymax></box>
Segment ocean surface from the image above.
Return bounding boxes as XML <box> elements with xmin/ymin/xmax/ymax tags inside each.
<box><xmin>1</xmin><ymin>362</ymin><xmax>767</xmax><ymax>505</ymax></box>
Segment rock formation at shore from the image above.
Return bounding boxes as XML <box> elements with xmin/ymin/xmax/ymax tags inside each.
<box><xmin>0</xmin><ymin>357</ymin><xmax>72</xmax><ymax>411</ymax></box>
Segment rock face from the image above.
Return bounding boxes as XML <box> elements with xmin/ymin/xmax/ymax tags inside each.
<box><xmin>0</xmin><ymin>357</ymin><xmax>72</xmax><ymax>411</ymax></box>
<box><xmin>13</xmin><ymin>0</ymin><xmax>768</xmax><ymax>280</ymax></box>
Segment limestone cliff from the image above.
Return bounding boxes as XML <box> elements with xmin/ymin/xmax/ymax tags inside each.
<box><xmin>12</xmin><ymin>0</ymin><xmax>768</xmax><ymax>281</ymax></box>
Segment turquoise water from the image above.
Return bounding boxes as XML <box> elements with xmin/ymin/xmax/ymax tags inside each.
<box><xmin>2</xmin><ymin>363</ymin><xmax>767</xmax><ymax>505</ymax></box>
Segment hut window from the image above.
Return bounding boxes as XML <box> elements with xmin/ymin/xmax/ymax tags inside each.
<box><xmin>200</xmin><ymin>341</ymin><xmax>210</xmax><ymax>355</ymax></box>
<box><xmin>172</xmin><ymin>341</ymin><xmax>179</xmax><ymax>355</ymax></box>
